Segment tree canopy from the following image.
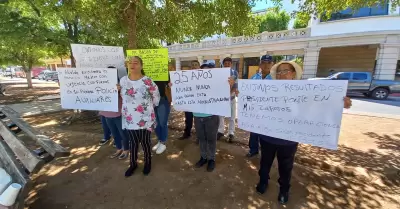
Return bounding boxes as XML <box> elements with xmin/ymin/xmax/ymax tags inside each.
<box><xmin>257</xmin><ymin>7</ymin><xmax>290</xmax><ymax>32</ymax></box>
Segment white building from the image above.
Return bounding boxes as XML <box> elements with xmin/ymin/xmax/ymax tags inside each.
<box><xmin>167</xmin><ymin>3</ymin><xmax>400</xmax><ymax>80</ymax></box>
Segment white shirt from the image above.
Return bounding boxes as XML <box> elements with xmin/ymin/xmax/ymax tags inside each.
<box><xmin>120</xmin><ymin>76</ymin><xmax>160</xmax><ymax>131</ymax></box>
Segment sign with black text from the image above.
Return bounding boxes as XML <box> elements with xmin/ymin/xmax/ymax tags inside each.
<box><xmin>238</xmin><ymin>79</ymin><xmax>348</xmax><ymax>150</ymax></box>
<box><xmin>170</xmin><ymin>68</ymin><xmax>231</xmax><ymax>117</ymax></box>
<box><xmin>71</xmin><ymin>44</ymin><xmax>125</xmax><ymax>69</ymax></box>
<box><xmin>57</xmin><ymin>68</ymin><xmax>118</xmax><ymax>111</ymax></box>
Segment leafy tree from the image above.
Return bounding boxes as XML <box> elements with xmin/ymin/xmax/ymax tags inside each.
<box><xmin>257</xmin><ymin>7</ymin><xmax>290</xmax><ymax>33</ymax></box>
<box><xmin>293</xmin><ymin>12</ymin><xmax>310</xmax><ymax>29</ymax></box>
<box><xmin>0</xmin><ymin>4</ymin><xmax>51</xmax><ymax>88</ymax></box>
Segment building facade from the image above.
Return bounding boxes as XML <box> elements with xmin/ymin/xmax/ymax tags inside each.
<box><xmin>167</xmin><ymin>4</ymin><xmax>400</xmax><ymax>80</ymax></box>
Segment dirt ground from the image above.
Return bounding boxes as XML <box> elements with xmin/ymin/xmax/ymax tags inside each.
<box><xmin>1</xmin><ymin>85</ymin><xmax>399</xmax><ymax>209</ymax></box>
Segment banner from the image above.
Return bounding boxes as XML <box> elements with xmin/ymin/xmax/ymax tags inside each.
<box><xmin>170</xmin><ymin>68</ymin><xmax>231</xmax><ymax>117</ymax></box>
<box><xmin>238</xmin><ymin>79</ymin><xmax>348</xmax><ymax>150</ymax></box>
<box><xmin>126</xmin><ymin>48</ymin><xmax>169</xmax><ymax>81</ymax></box>
<box><xmin>57</xmin><ymin>68</ymin><xmax>118</xmax><ymax>112</ymax></box>
<box><xmin>71</xmin><ymin>44</ymin><xmax>125</xmax><ymax>69</ymax></box>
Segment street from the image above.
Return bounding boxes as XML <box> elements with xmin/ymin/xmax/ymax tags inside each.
<box><xmin>344</xmin><ymin>93</ymin><xmax>400</xmax><ymax>119</ymax></box>
<box><xmin>0</xmin><ymin>77</ymin><xmax>57</xmax><ymax>84</ymax></box>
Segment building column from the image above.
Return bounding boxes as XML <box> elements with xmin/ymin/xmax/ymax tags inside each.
<box><xmin>175</xmin><ymin>57</ymin><xmax>181</xmax><ymax>71</ymax></box>
<box><xmin>238</xmin><ymin>54</ymin><xmax>244</xmax><ymax>79</ymax></box>
<box><xmin>302</xmin><ymin>47</ymin><xmax>321</xmax><ymax>79</ymax></box>
<box><xmin>375</xmin><ymin>44</ymin><xmax>399</xmax><ymax>80</ymax></box>
<box><xmin>197</xmin><ymin>56</ymin><xmax>204</xmax><ymax>65</ymax></box>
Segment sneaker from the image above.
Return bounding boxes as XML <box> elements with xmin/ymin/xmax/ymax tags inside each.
<box><xmin>156</xmin><ymin>143</ymin><xmax>166</xmax><ymax>154</ymax></box>
<box><xmin>118</xmin><ymin>152</ymin><xmax>129</xmax><ymax>160</ymax></box>
<box><xmin>246</xmin><ymin>152</ymin><xmax>259</xmax><ymax>158</ymax></box>
<box><xmin>152</xmin><ymin>141</ymin><xmax>161</xmax><ymax>151</ymax></box>
<box><xmin>228</xmin><ymin>134</ymin><xmax>234</xmax><ymax>143</ymax></box>
<box><xmin>256</xmin><ymin>183</ymin><xmax>268</xmax><ymax>194</ymax></box>
<box><xmin>278</xmin><ymin>191</ymin><xmax>289</xmax><ymax>204</ymax></box>
<box><xmin>195</xmin><ymin>157</ymin><xmax>208</xmax><ymax>168</ymax></box>
<box><xmin>207</xmin><ymin>160</ymin><xmax>216</xmax><ymax>172</ymax></box>
<box><xmin>109</xmin><ymin>150</ymin><xmax>122</xmax><ymax>159</ymax></box>
<box><xmin>143</xmin><ymin>163</ymin><xmax>151</xmax><ymax>175</ymax></box>
<box><xmin>217</xmin><ymin>133</ymin><xmax>224</xmax><ymax>140</ymax></box>
<box><xmin>99</xmin><ymin>139</ymin><xmax>110</xmax><ymax>146</ymax></box>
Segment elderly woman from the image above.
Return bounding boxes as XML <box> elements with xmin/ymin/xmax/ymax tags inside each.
<box><xmin>256</xmin><ymin>61</ymin><xmax>352</xmax><ymax>204</ymax></box>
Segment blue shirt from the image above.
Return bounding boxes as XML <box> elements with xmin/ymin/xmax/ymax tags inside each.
<box><xmin>193</xmin><ymin>113</ymin><xmax>212</xmax><ymax>117</ymax></box>
<box><xmin>251</xmin><ymin>72</ymin><xmax>272</xmax><ymax>80</ymax></box>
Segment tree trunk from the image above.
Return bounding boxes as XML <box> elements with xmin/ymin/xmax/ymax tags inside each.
<box><xmin>26</xmin><ymin>71</ymin><xmax>33</xmax><ymax>89</ymax></box>
<box><xmin>126</xmin><ymin>2</ymin><xmax>137</xmax><ymax>49</ymax></box>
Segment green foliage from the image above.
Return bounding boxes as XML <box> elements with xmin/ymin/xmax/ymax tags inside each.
<box><xmin>291</xmin><ymin>57</ymin><xmax>304</xmax><ymax>67</ymax></box>
<box><xmin>293</xmin><ymin>12</ymin><xmax>310</xmax><ymax>29</ymax></box>
<box><xmin>256</xmin><ymin>7</ymin><xmax>290</xmax><ymax>33</ymax></box>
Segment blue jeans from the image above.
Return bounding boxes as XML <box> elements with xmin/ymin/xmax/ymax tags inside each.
<box><xmin>155</xmin><ymin>97</ymin><xmax>171</xmax><ymax>143</ymax></box>
<box><xmin>105</xmin><ymin>116</ymin><xmax>129</xmax><ymax>151</ymax></box>
<box><xmin>101</xmin><ymin>116</ymin><xmax>111</xmax><ymax>140</ymax></box>
<box><xmin>249</xmin><ymin>132</ymin><xmax>260</xmax><ymax>154</ymax></box>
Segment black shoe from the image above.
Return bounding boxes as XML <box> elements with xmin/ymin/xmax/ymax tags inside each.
<box><xmin>228</xmin><ymin>134</ymin><xmax>234</xmax><ymax>143</ymax></box>
<box><xmin>195</xmin><ymin>157</ymin><xmax>208</xmax><ymax>168</ymax></box>
<box><xmin>278</xmin><ymin>191</ymin><xmax>289</xmax><ymax>204</ymax></box>
<box><xmin>207</xmin><ymin>160</ymin><xmax>215</xmax><ymax>172</ymax></box>
<box><xmin>179</xmin><ymin>133</ymin><xmax>190</xmax><ymax>140</ymax></box>
<box><xmin>256</xmin><ymin>183</ymin><xmax>268</xmax><ymax>194</ymax></box>
<box><xmin>125</xmin><ymin>164</ymin><xmax>137</xmax><ymax>177</ymax></box>
<box><xmin>246</xmin><ymin>152</ymin><xmax>259</xmax><ymax>158</ymax></box>
<box><xmin>217</xmin><ymin>133</ymin><xmax>224</xmax><ymax>140</ymax></box>
<box><xmin>143</xmin><ymin>163</ymin><xmax>151</xmax><ymax>176</ymax></box>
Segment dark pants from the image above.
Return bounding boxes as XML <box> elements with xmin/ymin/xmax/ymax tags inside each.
<box><xmin>259</xmin><ymin>139</ymin><xmax>298</xmax><ymax>192</ymax></box>
<box><xmin>125</xmin><ymin>129</ymin><xmax>152</xmax><ymax>167</ymax></box>
<box><xmin>194</xmin><ymin>115</ymin><xmax>219</xmax><ymax>160</ymax></box>
<box><xmin>248</xmin><ymin>132</ymin><xmax>260</xmax><ymax>154</ymax></box>
<box><xmin>101</xmin><ymin>116</ymin><xmax>111</xmax><ymax>140</ymax></box>
<box><xmin>183</xmin><ymin>112</ymin><xmax>193</xmax><ymax>136</ymax></box>
<box><xmin>105</xmin><ymin>116</ymin><xmax>128</xmax><ymax>150</ymax></box>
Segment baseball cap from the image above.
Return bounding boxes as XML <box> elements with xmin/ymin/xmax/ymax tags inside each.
<box><xmin>260</xmin><ymin>55</ymin><xmax>273</xmax><ymax>63</ymax></box>
<box><xmin>207</xmin><ymin>63</ymin><xmax>215</xmax><ymax>68</ymax></box>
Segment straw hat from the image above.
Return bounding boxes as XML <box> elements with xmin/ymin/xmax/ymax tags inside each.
<box><xmin>269</xmin><ymin>61</ymin><xmax>303</xmax><ymax>80</ymax></box>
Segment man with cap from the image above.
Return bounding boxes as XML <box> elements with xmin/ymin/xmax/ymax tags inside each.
<box><xmin>217</xmin><ymin>57</ymin><xmax>238</xmax><ymax>143</ymax></box>
<box><xmin>246</xmin><ymin>54</ymin><xmax>274</xmax><ymax>157</ymax></box>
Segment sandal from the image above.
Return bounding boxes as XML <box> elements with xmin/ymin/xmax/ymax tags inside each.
<box><xmin>118</xmin><ymin>152</ymin><xmax>129</xmax><ymax>160</ymax></box>
<box><xmin>110</xmin><ymin>150</ymin><xmax>122</xmax><ymax>159</ymax></box>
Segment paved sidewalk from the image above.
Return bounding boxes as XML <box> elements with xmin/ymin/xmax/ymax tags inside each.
<box><xmin>3</xmin><ymin>100</ymin><xmax>63</xmax><ymax>117</ymax></box>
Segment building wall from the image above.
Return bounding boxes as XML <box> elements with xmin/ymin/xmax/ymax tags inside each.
<box><xmin>317</xmin><ymin>45</ymin><xmax>377</xmax><ymax>77</ymax></box>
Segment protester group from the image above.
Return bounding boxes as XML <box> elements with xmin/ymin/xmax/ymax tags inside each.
<box><xmin>81</xmin><ymin>50</ymin><xmax>354</xmax><ymax>205</ymax></box>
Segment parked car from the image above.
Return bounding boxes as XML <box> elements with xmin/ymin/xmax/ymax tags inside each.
<box><xmin>308</xmin><ymin>72</ymin><xmax>400</xmax><ymax>100</ymax></box>
<box><xmin>44</xmin><ymin>72</ymin><xmax>57</xmax><ymax>81</ymax></box>
<box><xmin>49</xmin><ymin>72</ymin><xmax>58</xmax><ymax>82</ymax></box>
<box><xmin>37</xmin><ymin>70</ymin><xmax>52</xmax><ymax>80</ymax></box>
<box><xmin>31</xmin><ymin>67</ymin><xmax>47</xmax><ymax>78</ymax></box>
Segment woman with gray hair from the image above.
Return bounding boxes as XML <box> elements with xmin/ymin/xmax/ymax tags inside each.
<box><xmin>256</xmin><ymin>61</ymin><xmax>352</xmax><ymax>204</ymax></box>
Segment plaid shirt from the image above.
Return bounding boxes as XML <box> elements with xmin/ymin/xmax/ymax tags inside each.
<box><xmin>251</xmin><ymin>72</ymin><xmax>272</xmax><ymax>80</ymax></box>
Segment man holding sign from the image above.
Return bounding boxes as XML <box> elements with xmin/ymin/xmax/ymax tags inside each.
<box><xmin>238</xmin><ymin>61</ymin><xmax>352</xmax><ymax>204</ymax></box>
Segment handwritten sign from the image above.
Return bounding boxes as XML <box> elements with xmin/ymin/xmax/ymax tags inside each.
<box><xmin>238</xmin><ymin>79</ymin><xmax>348</xmax><ymax>150</ymax></box>
<box><xmin>71</xmin><ymin>44</ymin><xmax>125</xmax><ymax>68</ymax></box>
<box><xmin>170</xmin><ymin>68</ymin><xmax>231</xmax><ymax>117</ymax></box>
<box><xmin>57</xmin><ymin>68</ymin><xmax>118</xmax><ymax>112</ymax></box>
<box><xmin>126</xmin><ymin>48</ymin><xmax>169</xmax><ymax>81</ymax></box>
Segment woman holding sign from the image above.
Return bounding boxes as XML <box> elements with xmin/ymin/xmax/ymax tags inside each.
<box><xmin>118</xmin><ymin>56</ymin><xmax>160</xmax><ymax>177</ymax></box>
<box><xmin>255</xmin><ymin>61</ymin><xmax>352</xmax><ymax>204</ymax></box>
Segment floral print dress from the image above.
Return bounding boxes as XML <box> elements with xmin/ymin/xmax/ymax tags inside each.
<box><xmin>120</xmin><ymin>76</ymin><xmax>160</xmax><ymax>131</ymax></box>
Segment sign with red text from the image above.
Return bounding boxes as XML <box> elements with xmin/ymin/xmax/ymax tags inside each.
<box><xmin>170</xmin><ymin>68</ymin><xmax>231</xmax><ymax>117</ymax></box>
<box><xmin>57</xmin><ymin>68</ymin><xmax>118</xmax><ymax>111</ymax></box>
<box><xmin>238</xmin><ymin>79</ymin><xmax>348</xmax><ymax>150</ymax></box>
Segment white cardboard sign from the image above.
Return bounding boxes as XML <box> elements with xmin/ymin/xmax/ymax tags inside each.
<box><xmin>238</xmin><ymin>79</ymin><xmax>348</xmax><ymax>150</ymax></box>
<box><xmin>71</xmin><ymin>44</ymin><xmax>125</xmax><ymax>69</ymax></box>
<box><xmin>57</xmin><ymin>68</ymin><xmax>118</xmax><ymax>112</ymax></box>
<box><xmin>170</xmin><ymin>68</ymin><xmax>231</xmax><ymax>117</ymax></box>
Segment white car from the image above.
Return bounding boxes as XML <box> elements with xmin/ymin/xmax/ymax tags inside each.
<box><xmin>37</xmin><ymin>70</ymin><xmax>52</xmax><ymax>80</ymax></box>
